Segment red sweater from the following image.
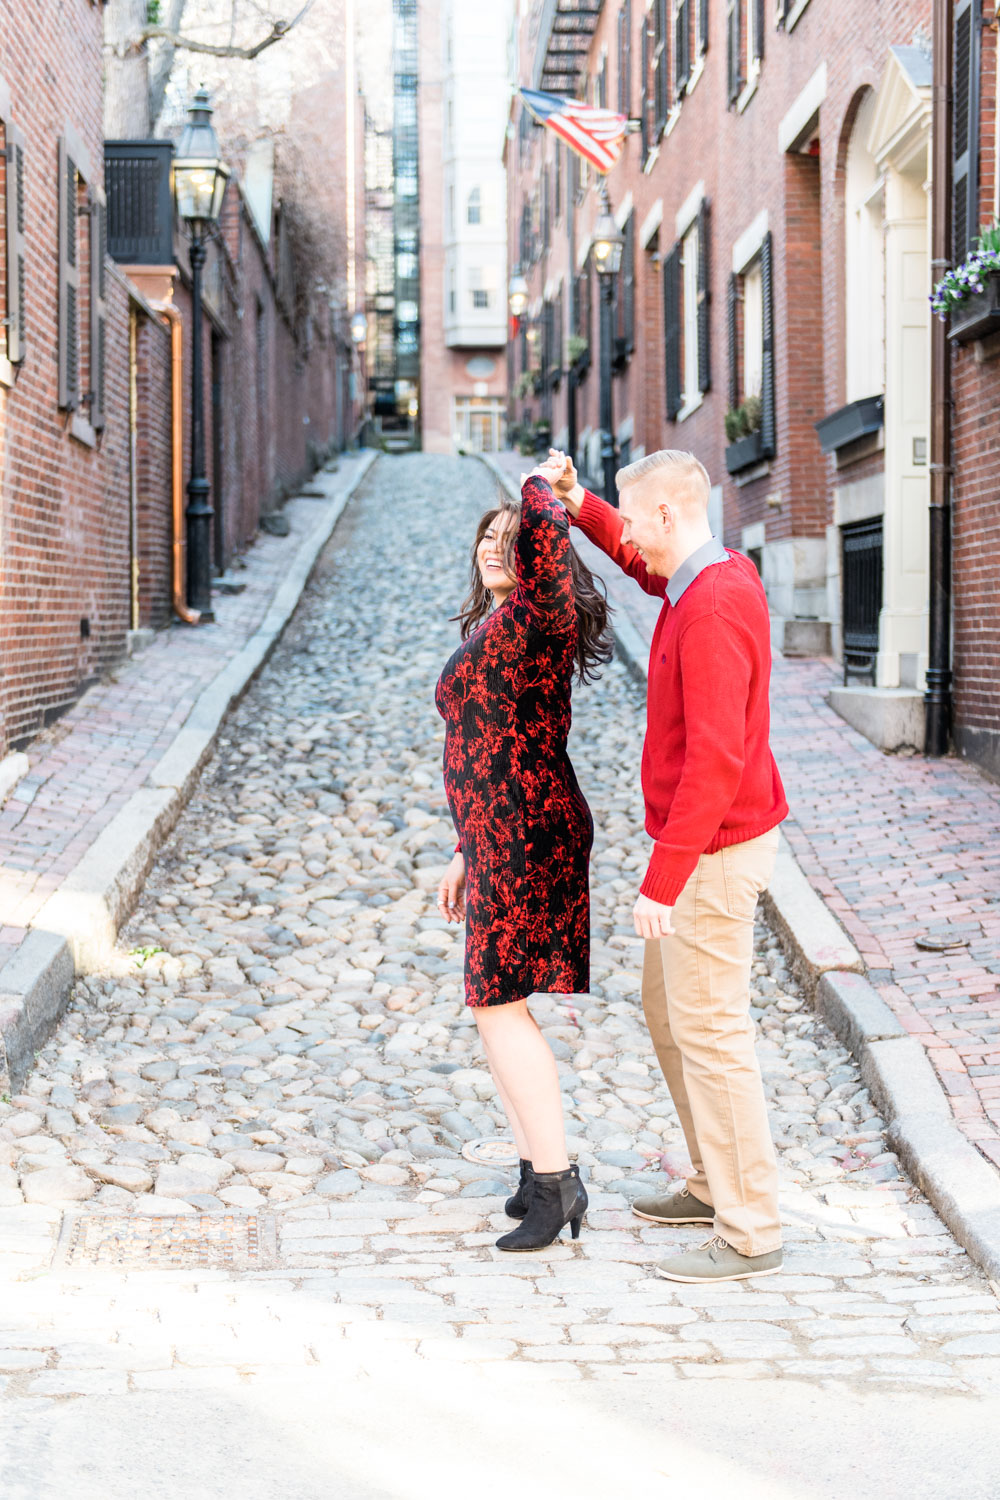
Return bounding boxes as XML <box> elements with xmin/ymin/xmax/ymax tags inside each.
<box><xmin>574</xmin><ymin>490</ymin><xmax>787</xmax><ymax>906</ymax></box>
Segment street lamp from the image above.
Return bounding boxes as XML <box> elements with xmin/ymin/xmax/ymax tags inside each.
<box><xmin>508</xmin><ymin>269</ymin><xmax>529</xmax><ymax>319</ymax></box>
<box><xmin>592</xmin><ymin>185</ymin><xmax>625</xmax><ymax>507</ymax></box>
<box><xmin>350</xmin><ymin>311</ymin><xmax>367</xmax><ymax>346</ymax></box>
<box><xmin>174</xmin><ymin>89</ymin><xmax>230</xmax><ymax>619</ymax></box>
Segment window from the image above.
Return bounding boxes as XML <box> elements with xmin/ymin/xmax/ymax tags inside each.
<box><xmin>572</xmin><ymin>252</ymin><xmax>592</xmax><ymax>370</ymax></box>
<box><xmin>597</xmin><ymin>52</ymin><xmax>609</xmax><ymax>110</ymax></box>
<box><xmin>618</xmin><ymin>0</ymin><xmax>632</xmax><ymax>116</ymax></box>
<box><xmin>674</xmin><ymin>0</ymin><xmax>690</xmax><ymax>98</ymax></box>
<box><xmin>727</xmin><ymin>228</ymin><xmax>775</xmax><ymax>455</ymax></box>
<box><xmin>844</xmin><ymin>91</ymin><xmax>884</xmax><ymax>401</ymax></box>
<box><xmin>467</xmin><ymin>186</ymin><xmax>481</xmax><ymax>225</ymax></box>
<box><xmin>696</xmin><ymin>0</ymin><xmax>709</xmax><ymax>55</ymax></box>
<box><xmin>727</xmin><ymin>0</ymin><xmax>763</xmax><ymax>104</ymax></box>
<box><xmin>472</xmin><ymin>288</ymin><xmax>490</xmax><ymax>309</ymax></box>
<box><xmin>640</xmin><ymin>8</ymin><xmax>652</xmax><ymax>159</ymax></box>
<box><xmin>664</xmin><ymin>199</ymin><xmax>711</xmax><ymax>418</ymax></box>
<box><xmin>58</xmin><ymin>131</ymin><xmax>106</xmax><ymax>435</ymax></box>
<box><xmin>448</xmin><ymin>184</ymin><xmax>455</xmax><ymax>231</ymax></box>
<box><xmin>554</xmin><ymin>143</ymin><xmax>563</xmax><ymax>221</ymax></box>
<box><xmin>0</xmin><ymin>81</ymin><xmax>26</xmax><ymax>381</ymax></box>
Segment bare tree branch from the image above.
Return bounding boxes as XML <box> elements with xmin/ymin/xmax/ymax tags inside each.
<box><xmin>126</xmin><ymin>0</ymin><xmax>317</xmax><ymax>62</ymax></box>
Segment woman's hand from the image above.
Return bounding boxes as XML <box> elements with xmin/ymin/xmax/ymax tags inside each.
<box><xmin>528</xmin><ymin>453</ymin><xmax>568</xmax><ymax>490</ymax></box>
<box><xmin>437</xmin><ymin>852</ymin><xmax>466</xmax><ymax>924</ymax></box>
<box><xmin>542</xmin><ymin>449</ymin><xmax>586</xmax><ymax>518</ymax></box>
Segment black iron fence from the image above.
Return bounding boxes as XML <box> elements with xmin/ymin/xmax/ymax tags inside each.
<box><xmin>841</xmin><ymin>517</ymin><xmax>883</xmax><ymax>683</ymax></box>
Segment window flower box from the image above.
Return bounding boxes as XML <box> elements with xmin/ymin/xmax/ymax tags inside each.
<box><xmin>725</xmin><ymin>430</ymin><xmax>765</xmax><ymax>474</ymax></box>
<box><xmin>947</xmin><ymin>271</ymin><xmax>1000</xmax><ymax>345</ymax></box>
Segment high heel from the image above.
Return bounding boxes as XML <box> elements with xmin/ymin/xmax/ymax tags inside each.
<box><xmin>504</xmin><ymin>1158</ymin><xmax>533</xmax><ymax>1220</ymax></box>
<box><xmin>495</xmin><ymin>1164</ymin><xmax>588</xmax><ymax>1252</ymax></box>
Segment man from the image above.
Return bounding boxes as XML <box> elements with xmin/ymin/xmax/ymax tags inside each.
<box><xmin>550</xmin><ymin>448</ymin><xmax>788</xmax><ymax>1283</ymax></box>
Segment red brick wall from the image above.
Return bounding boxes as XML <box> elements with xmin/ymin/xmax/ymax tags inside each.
<box><xmin>951</xmin><ymin>22</ymin><xmax>1000</xmax><ymax>778</ymax></box>
<box><xmin>0</xmin><ymin>0</ymin><xmax>154</xmax><ymax>751</ymax></box>
<box><xmin>134</xmin><ymin>306</ymin><xmax>175</xmax><ymax>630</ymax></box>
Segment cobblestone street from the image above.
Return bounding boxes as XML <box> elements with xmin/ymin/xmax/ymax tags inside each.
<box><xmin>1</xmin><ymin>456</ymin><xmax>999</xmax><ymax>1497</ymax></box>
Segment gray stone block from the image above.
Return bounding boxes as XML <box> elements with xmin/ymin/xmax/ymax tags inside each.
<box><xmin>815</xmin><ymin>970</ymin><xmax>907</xmax><ymax>1053</ymax></box>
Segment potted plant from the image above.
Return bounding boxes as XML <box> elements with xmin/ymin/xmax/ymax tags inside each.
<box><xmin>567</xmin><ymin>334</ymin><xmax>590</xmax><ymax>370</ymax></box>
<box><xmin>724</xmin><ymin>394</ymin><xmax>766</xmax><ymax>473</ymax></box>
<box><xmin>931</xmin><ymin>222</ymin><xmax>1000</xmax><ymax>344</ymax></box>
<box><xmin>513</xmin><ymin>371</ymin><xmax>534</xmax><ymax>401</ymax></box>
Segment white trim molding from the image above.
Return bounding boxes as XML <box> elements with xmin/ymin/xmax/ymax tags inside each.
<box><xmin>785</xmin><ymin>0</ymin><xmax>813</xmax><ymax>31</ymax></box>
<box><xmin>639</xmin><ymin>199</ymin><xmax>663</xmax><ymax>249</ymax></box>
<box><xmin>732</xmin><ymin>210</ymin><xmax>769</xmax><ymax>273</ymax></box>
<box><xmin>614</xmin><ymin>191</ymin><xmax>634</xmax><ymax>230</ymax></box>
<box><xmin>675</xmin><ymin>179</ymin><xmax>706</xmax><ymax>237</ymax></box>
<box><xmin>778</xmin><ymin>62</ymin><xmax>828</xmax><ymax>153</ymax></box>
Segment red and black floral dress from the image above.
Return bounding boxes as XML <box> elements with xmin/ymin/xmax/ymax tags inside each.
<box><xmin>435</xmin><ymin>476</ymin><xmax>593</xmax><ymax>1008</ymax></box>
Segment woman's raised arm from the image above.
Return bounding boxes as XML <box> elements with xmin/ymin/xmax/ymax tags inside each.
<box><xmin>514</xmin><ymin>474</ymin><xmax>576</xmax><ymax>632</ymax></box>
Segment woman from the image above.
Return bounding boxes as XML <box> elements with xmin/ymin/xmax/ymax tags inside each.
<box><xmin>435</xmin><ymin>457</ymin><xmax>613</xmax><ymax>1251</ymax></box>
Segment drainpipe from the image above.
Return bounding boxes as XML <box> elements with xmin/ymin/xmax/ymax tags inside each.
<box><xmin>128</xmin><ymin>306</ymin><xmax>140</xmax><ymax>631</ymax></box>
<box><xmin>152</xmin><ymin>301</ymin><xmax>200</xmax><ymax>625</ymax></box>
<box><xmin>926</xmin><ymin>0</ymin><xmax>954</xmax><ymax>755</ymax></box>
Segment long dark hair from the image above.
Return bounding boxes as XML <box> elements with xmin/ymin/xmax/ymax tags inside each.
<box><xmin>455</xmin><ymin>497</ymin><xmax>614</xmax><ymax>683</ymax></box>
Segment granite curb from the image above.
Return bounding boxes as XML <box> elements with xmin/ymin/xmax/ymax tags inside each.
<box><xmin>472</xmin><ymin>448</ymin><xmax>1000</xmax><ymax>1282</ymax></box>
<box><xmin>0</xmin><ymin>449</ymin><xmax>377</xmax><ymax>1091</ymax></box>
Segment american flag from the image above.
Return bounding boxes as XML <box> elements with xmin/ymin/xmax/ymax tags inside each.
<box><xmin>519</xmin><ymin>87</ymin><xmax>627</xmax><ymax>175</ymax></box>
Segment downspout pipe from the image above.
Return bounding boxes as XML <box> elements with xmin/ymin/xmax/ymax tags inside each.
<box><xmin>152</xmin><ymin>300</ymin><xmax>200</xmax><ymax>625</ymax></box>
<box><xmin>926</xmin><ymin>0</ymin><xmax>954</xmax><ymax>755</ymax></box>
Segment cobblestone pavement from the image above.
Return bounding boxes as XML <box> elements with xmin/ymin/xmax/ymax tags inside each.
<box><xmin>509</xmin><ymin>447</ymin><xmax>1000</xmax><ymax>1173</ymax></box>
<box><xmin>1</xmin><ymin>456</ymin><xmax>999</xmax><ymax>1493</ymax></box>
<box><xmin>0</xmin><ymin>452</ymin><xmax>371</xmax><ymax>967</ymax></box>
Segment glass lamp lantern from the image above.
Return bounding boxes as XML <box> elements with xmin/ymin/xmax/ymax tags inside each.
<box><xmin>508</xmin><ymin>270</ymin><xmax>529</xmax><ymax>318</ymax></box>
<box><xmin>592</xmin><ymin>206</ymin><xmax>625</xmax><ymax>277</ymax></box>
<box><xmin>350</xmin><ymin>311</ymin><xmax>368</xmax><ymax>346</ymax></box>
<box><xmin>174</xmin><ymin>89</ymin><xmax>230</xmax><ymax>231</ymax></box>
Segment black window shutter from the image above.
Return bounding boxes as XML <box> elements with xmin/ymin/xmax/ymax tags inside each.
<box><xmin>754</xmin><ymin>0</ymin><xmax>765</xmax><ymax>62</ymax></box>
<box><xmin>618</xmin><ymin>0</ymin><xmax>632</xmax><ymax>115</ymax></box>
<box><xmin>726</xmin><ymin>0</ymin><xmax>743</xmax><ymax>104</ymax></box>
<box><xmin>90</xmin><ymin>184</ymin><xmax>107</xmax><ymax>430</ymax></box>
<box><xmin>5</xmin><ymin>119</ymin><xmax>27</xmax><ymax>365</ymax></box>
<box><xmin>760</xmin><ymin>230</ymin><xmax>776</xmax><ymax>455</ymax></box>
<box><xmin>57</xmin><ymin>137</ymin><xmax>80</xmax><ymax>412</ymax></box>
<box><xmin>699</xmin><ymin>0</ymin><xmax>710</xmax><ymax>53</ymax></box>
<box><xmin>952</xmin><ymin>0</ymin><xmax>981</xmax><ymax>265</ymax></box>
<box><xmin>727</xmin><ymin>270</ymin><xmax>739</xmax><ymax>410</ymax></box>
<box><xmin>641</xmin><ymin>10</ymin><xmax>651</xmax><ymax>159</ymax></box>
<box><xmin>675</xmin><ymin>0</ymin><xmax>691</xmax><ymax>95</ymax></box>
<box><xmin>776</xmin><ymin>0</ymin><xmax>789</xmax><ymax>23</ymax></box>
<box><xmin>616</xmin><ymin>213</ymin><xmax>636</xmax><ymax>361</ymax></box>
<box><xmin>653</xmin><ymin>0</ymin><xmax>670</xmax><ymax>134</ymax></box>
<box><xmin>664</xmin><ymin>241</ymin><xmax>682</xmax><ymax>420</ymax></box>
<box><xmin>697</xmin><ymin>198</ymin><xmax>711</xmax><ymax>393</ymax></box>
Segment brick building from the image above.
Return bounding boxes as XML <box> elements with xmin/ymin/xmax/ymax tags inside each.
<box><xmin>505</xmin><ymin>0</ymin><xmax>1000</xmax><ymax>778</ymax></box>
<box><xmin>0</xmin><ymin>2</ymin><xmax>364</xmax><ymax>757</ymax></box>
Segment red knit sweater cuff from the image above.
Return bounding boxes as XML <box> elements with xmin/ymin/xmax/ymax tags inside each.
<box><xmin>639</xmin><ymin>844</ymin><xmax>697</xmax><ymax>907</ymax></box>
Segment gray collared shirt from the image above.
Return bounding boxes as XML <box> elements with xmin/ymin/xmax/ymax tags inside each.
<box><xmin>665</xmin><ymin>536</ymin><xmax>730</xmax><ymax>606</ymax></box>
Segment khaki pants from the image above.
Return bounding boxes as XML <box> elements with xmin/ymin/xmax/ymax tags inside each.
<box><xmin>642</xmin><ymin>827</ymin><xmax>781</xmax><ymax>1256</ymax></box>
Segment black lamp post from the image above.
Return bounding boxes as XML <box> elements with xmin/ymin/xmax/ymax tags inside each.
<box><xmin>174</xmin><ymin>90</ymin><xmax>230</xmax><ymax>620</ymax></box>
<box><xmin>592</xmin><ymin>185</ymin><xmax>625</xmax><ymax>507</ymax></box>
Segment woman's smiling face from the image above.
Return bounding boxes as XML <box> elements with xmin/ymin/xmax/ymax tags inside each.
<box><xmin>477</xmin><ymin>515</ymin><xmax>516</xmax><ymax>596</ymax></box>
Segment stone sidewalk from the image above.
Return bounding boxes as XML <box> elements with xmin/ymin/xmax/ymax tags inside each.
<box><xmin>0</xmin><ymin>451</ymin><xmax>373</xmax><ymax>977</ymax></box>
<box><xmin>489</xmin><ymin>451</ymin><xmax>1000</xmax><ymax>1172</ymax></box>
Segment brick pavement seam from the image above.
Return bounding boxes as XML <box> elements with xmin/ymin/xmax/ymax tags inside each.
<box><xmin>473</xmin><ymin>448</ymin><xmax>1000</xmax><ymax>1285</ymax></box>
<box><xmin>0</xmin><ymin>450</ymin><xmax>378</xmax><ymax>1093</ymax></box>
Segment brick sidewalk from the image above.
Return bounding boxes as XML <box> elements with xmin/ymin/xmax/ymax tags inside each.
<box><xmin>488</xmin><ymin>452</ymin><xmax>1000</xmax><ymax>1170</ymax></box>
<box><xmin>0</xmin><ymin>452</ymin><xmax>372</xmax><ymax>971</ymax></box>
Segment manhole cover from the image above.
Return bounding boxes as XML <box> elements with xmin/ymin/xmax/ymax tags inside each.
<box><xmin>915</xmin><ymin>933</ymin><xmax>972</xmax><ymax>952</ymax></box>
<box><xmin>461</xmin><ymin>1138</ymin><xmax>520</xmax><ymax>1167</ymax></box>
<box><xmin>55</xmin><ymin>1214</ymin><xmax>276</xmax><ymax>1271</ymax></box>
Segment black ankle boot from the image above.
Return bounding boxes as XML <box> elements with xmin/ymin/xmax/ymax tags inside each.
<box><xmin>495</xmin><ymin>1164</ymin><xmax>587</xmax><ymax>1252</ymax></box>
<box><xmin>504</xmin><ymin>1158</ymin><xmax>533</xmax><ymax>1220</ymax></box>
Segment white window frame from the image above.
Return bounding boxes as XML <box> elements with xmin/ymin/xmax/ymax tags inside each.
<box><xmin>742</xmin><ymin>257</ymin><xmax>764</xmax><ymax>401</ymax></box>
<box><xmin>680</xmin><ymin>218</ymin><xmax>701</xmax><ymax>415</ymax></box>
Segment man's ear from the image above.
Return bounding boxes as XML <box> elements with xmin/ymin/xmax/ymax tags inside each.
<box><xmin>658</xmin><ymin>502</ymin><xmax>673</xmax><ymax>530</ymax></box>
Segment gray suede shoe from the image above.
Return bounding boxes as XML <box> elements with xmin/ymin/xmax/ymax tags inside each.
<box><xmin>655</xmin><ymin>1235</ymin><xmax>783</xmax><ymax>1283</ymax></box>
<box><xmin>631</xmin><ymin>1185</ymin><xmax>714</xmax><ymax>1226</ymax></box>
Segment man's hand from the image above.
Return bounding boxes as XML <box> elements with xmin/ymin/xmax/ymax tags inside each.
<box><xmin>544</xmin><ymin>449</ymin><xmax>586</xmax><ymax>517</ymax></box>
<box><xmin>528</xmin><ymin>453</ymin><xmax>568</xmax><ymax>490</ymax></box>
<box><xmin>633</xmin><ymin>893</ymin><xmax>675</xmax><ymax>940</ymax></box>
